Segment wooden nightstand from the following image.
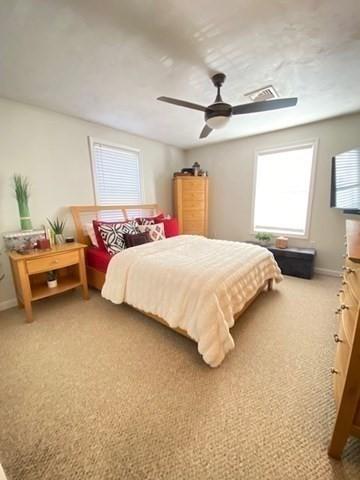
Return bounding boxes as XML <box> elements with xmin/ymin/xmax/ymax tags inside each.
<box><xmin>8</xmin><ymin>243</ymin><xmax>89</xmax><ymax>322</ymax></box>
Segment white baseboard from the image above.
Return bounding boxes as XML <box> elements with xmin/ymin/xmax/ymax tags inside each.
<box><xmin>0</xmin><ymin>298</ymin><xmax>17</xmax><ymax>311</ymax></box>
<box><xmin>314</xmin><ymin>267</ymin><xmax>341</xmax><ymax>277</ymax></box>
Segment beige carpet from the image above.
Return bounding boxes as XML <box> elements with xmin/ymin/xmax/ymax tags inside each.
<box><xmin>0</xmin><ymin>275</ymin><xmax>359</xmax><ymax>480</ymax></box>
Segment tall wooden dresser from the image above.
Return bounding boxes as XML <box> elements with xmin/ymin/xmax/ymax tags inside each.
<box><xmin>173</xmin><ymin>176</ymin><xmax>208</xmax><ymax>236</ymax></box>
<box><xmin>329</xmin><ymin>219</ymin><xmax>360</xmax><ymax>458</ymax></box>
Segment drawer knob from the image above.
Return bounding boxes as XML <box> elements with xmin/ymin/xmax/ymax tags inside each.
<box><xmin>333</xmin><ymin>334</ymin><xmax>343</xmax><ymax>343</ymax></box>
<box><xmin>335</xmin><ymin>308</ymin><xmax>341</xmax><ymax>315</ymax></box>
<box><xmin>340</xmin><ymin>304</ymin><xmax>349</xmax><ymax>310</ymax></box>
<box><xmin>343</xmin><ymin>266</ymin><xmax>355</xmax><ymax>274</ymax></box>
<box><xmin>336</xmin><ymin>289</ymin><xmax>344</xmax><ymax>296</ymax></box>
<box><xmin>342</xmin><ymin>280</ymin><xmax>347</xmax><ymax>286</ymax></box>
<box><xmin>331</xmin><ymin>368</ymin><xmax>339</xmax><ymax>375</ymax></box>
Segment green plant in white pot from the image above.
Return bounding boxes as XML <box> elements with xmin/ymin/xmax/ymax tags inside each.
<box><xmin>47</xmin><ymin>270</ymin><xmax>57</xmax><ymax>288</ymax></box>
<box><xmin>255</xmin><ymin>232</ymin><xmax>273</xmax><ymax>246</ymax></box>
<box><xmin>13</xmin><ymin>174</ymin><xmax>33</xmax><ymax>230</ymax></box>
<box><xmin>47</xmin><ymin>217</ymin><xmax>66</xmax><ymax>245</ymax></box>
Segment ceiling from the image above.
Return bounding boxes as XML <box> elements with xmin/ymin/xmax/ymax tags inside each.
<box><xmin>1</xmin><ymin>0</ymin><xmax>360</xmax><ymax>149</ymax></box>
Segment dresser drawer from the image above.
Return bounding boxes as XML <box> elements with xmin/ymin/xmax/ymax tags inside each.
<box><xmin>183</xmin><ymin>219</ymin><xmax>205</xmax><ymax>235</ymax></box>
<box><xmin>26</xmin><ymin>251</ymin><xmax>79</xmax><ymax>275</ymax></box>
<box><xmin>182</xmin><ymin>199</ymin><xmax>205</xmax><ymax>210</ymax></box>
<box><xmin>183</xmin><ymin>191</ymin><xmax>205</xmax><ymax>202</ymax></box>
<box><xmin>339</xmin><ymin>286</ymin><xmax>359</xmax><ymax>345</ymax></box>
<box><xmin>343</xmin><ymin>258</ymin><xmax>360</xmax><ymax>299</ymax></box>
<box><xmin>332</xmin><ymin>321</ymin><xmax>350</xmax><ymax>407</ymax></box>
<box><xmin>182</xmin><ymin>210</ymin><xmax>204</xmax><ymax>221</ymax></box>
<box><xmin>182</xmin><ymin>179</ymin><xmax>206</xmax><ymax>192</ymax></box>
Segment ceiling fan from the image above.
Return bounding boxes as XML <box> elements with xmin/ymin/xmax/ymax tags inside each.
<box><xmin>157</xmin><ymin>73</ymin><xmax>298</xmax><ymax>139</ymax></box>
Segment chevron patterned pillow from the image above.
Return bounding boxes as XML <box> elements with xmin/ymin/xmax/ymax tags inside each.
<box><xmin>98</xmin><ymin>220</ymin><xmax>139</xmax><ymax>255</ymax></box>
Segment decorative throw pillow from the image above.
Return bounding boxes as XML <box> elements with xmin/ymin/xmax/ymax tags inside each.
<box><xmin>93</xmin><ymin>219</ymin><xmax>132</xmax><ymax>251</ymax></box>
<box><xmin>124</xmin><ymin>231</ymin><xmax>152</xmax><ymax>248</ymax></box>
<box><xmin>98</xmin><ymin>220</ymin><xmax>139</xmax><ymax>255</ymax></box>
<box><xmin>136</xmin><ymin>213</ymin><xmax>164</xmax><ymax>225</ymax></box>
<box><xmin>155</xmin><ymin>217</ymin><xmax>179</xmax><ymax>238</ymax></box>
<box><xmin>138</xmin><ymin>222</ymin><xmax>165</xmax><ymax>242</ymax></box>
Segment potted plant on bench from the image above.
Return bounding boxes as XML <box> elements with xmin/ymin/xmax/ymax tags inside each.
<box><xmin>255</xmin><ymin>232</ymin><xmax>273</xmax><ymax>247</ymax></box>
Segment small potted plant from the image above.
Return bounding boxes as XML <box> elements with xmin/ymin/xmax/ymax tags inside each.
<box><xmin>255</xmin><ymin>232</ymin><xmax>273</xmax><ymax>247</ymax></box>
<box><xmin>47</xmin><ymin>217</ymin><xmax>66</xmax><ymax>245</ymax></box>
<box><xmin>47</xmin><ymin>270</ymin><xmax>57</xmax><ymax>288</ymax></box>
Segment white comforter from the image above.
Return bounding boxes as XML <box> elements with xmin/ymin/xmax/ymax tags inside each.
<box><xmin>102</xmin><ymin>236</ymin><xmax>282</xmax><ymax>367</ymax></box>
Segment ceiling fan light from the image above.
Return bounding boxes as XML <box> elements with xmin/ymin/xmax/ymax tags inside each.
<box><xmin>206</xmin><ymin>115</ymin><xmax>230</xmax><ymax>129</ymax></box>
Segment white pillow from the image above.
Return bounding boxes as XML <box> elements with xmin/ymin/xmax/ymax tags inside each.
<box><xmin>85</xmin><ymin>223</ymin><xmax>98</xmax><ymax>247</ymax></box>
<box><xmin>138</xmin><ymin>222</ymin><xmax>165</xmax><ymax>241</ymax></box>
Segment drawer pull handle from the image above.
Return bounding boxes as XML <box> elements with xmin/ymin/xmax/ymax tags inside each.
<box><xmin>342</xmin><ymin>280</ymin><xmax>347</xmax><ymax>286</ymax></box>
<box><xmin>336</xmin><ymin>289</ymin><xmax>344</xmax><ymax>296</ymax></box>
<box><xmin>340</xmin><ymin>304</ymin><xmax>349</xmax><ymax>310</ymax></box>
<box><xmin>335</xmin><ymin>308</ymin><xmax>341</xmax><ymax>315</ymax></box>
<box><xmin>333</xmin><ymin>334</ymin><xmax>343</xmax><ymax>343</ymax></box>
<box><xmin>342</xmin><ymin>266</ymin><xmax>355</xmax><ymax>274</ymax></box>
<box><xmin>331</xmin><ymin>368</ymin><xmax>339</xmax><ymax>375</ymax></box>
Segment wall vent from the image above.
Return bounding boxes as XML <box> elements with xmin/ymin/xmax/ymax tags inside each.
<box><xmin>244</xmin><ymin>85</ymin><xmax>279</xmax><ymax>102</ymax></box>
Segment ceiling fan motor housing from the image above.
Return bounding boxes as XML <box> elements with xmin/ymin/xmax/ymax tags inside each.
<box><xmin>205</xmin><ymin>102</ymin><xmax>232</xmax><ymax>129</ymax></box>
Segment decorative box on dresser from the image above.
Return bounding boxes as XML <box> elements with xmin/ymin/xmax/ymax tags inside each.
<box><xmin>329</xmin><ymin>219</ymin><xmax>360</xmax><ymax>459</ymax></box>
<box><xmin>173</xmin><ymin>176</ymin><xmax>208</xmax><ymax>236</ymax></box>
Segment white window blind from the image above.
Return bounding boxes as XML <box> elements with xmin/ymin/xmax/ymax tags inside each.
<box><xmin>91</xmin><ymin>141</ymin><xmax>142</xmax><ymax>206</ymax></box>
<box><xmin>333</xmin><ymin>149</ymin><xmax>360</xmax><ymax>209</ymax></box>
<box><xmin>253</xmin><ymin>143</ymin><xmax>316</xmax><ymax>237</ymax></box>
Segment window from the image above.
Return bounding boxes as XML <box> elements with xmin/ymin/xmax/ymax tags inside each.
<box><xmin>90</xmin><ymin>138</ymin><xmax>143</xmax><ymax>206</ymax></box>
<box><xmin>253</xmin><ymin>142</ymin><xmax>317</xmax><ymax>237</ymax></box>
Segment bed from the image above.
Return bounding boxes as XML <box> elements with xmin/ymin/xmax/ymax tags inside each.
<box><xmin>71</xmin><ymin>204</ymin><xmax>282</xmax><ymax>366</ymax></box>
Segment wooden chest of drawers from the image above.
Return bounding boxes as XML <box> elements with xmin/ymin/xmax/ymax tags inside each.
<box><xmin>173</xmin><ymin>176</ymin><xmax>208</xmax><ymax>236</ymax></box>
<box><xmin>328</xmin><ymin>219</ymin><xmax>360</xmax><ymax>458</ymax></box>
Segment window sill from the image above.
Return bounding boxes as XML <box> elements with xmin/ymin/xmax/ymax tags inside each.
<box><xmin>252</xmin><ymin>229</ymin><xmax>309</xmax><ymax>240</ymax></box>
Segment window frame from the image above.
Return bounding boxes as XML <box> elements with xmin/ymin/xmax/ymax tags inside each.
<box><xmin>251</xmin><ymin>139</ymin><xmax>319</xmax><ymax>239</ymax></box>
<box><xmin>88</xmin><ymin>136</ymin><xmax>144</xmax><ymax>206</ymax></box>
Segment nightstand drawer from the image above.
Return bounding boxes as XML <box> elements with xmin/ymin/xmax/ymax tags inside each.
<box><xmin>26</xmin><ymin>251</ymin><xmax>79</xmax><ymax>275</ymax></box>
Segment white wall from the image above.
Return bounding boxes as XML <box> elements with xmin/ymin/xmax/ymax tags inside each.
<box><xmin>0</xmin><ymin>98</ymin><xmax>184</xmax><ymax>307</ymax></box>
<box><xmin>185</xmin><ymin>113</ymin><xmax>360</xmax><ymax>274</ymax></box>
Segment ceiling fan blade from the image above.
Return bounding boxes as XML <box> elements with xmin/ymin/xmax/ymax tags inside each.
<box><xmin>157</xmin><ymin>96</ymin><xmax>206</xmax><ymax>112</ymax></box>
<box><xmin>199</xmin><ymin>124</ymin><xmax>213</xmax><ymax>139</ymax></box>
<box><xmin>232</xmin><ymin>97</ymin><xmax>298</xmax><ymax>115</ymax></box>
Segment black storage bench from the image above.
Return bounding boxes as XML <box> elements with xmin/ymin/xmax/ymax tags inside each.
<box><xmin>267</xmin><ymin>246</ymin><xmax>316</xmax><ymax>279</ymax></box>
